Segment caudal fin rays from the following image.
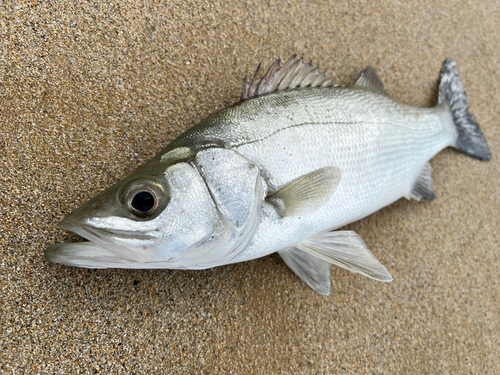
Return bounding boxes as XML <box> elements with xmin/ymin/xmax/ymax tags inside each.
<box><xmin>439</xmin><ymin>58</ymin><xmax>491</xmax><ymax>161</ymax></box>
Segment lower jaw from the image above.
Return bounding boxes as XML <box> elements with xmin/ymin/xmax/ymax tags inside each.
<box><xmin>45</xmin><ymin>242</ymin><xmax>173</xmax><ymax>269</ymax></box>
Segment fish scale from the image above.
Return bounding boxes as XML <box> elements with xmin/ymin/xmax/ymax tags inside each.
<box><xmin>46</xmin><ymin>57</ymin><xmax>491</xmax><ymax>295</ymax></box>
<box><xmin>229</xmin><ymin>108</ymin><xmax>454</xmax><ymax>262</ymax></box>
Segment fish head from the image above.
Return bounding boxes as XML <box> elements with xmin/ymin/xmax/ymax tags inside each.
<box><xmin>46</xmin><ymin>157</ymin><xmax>226</xmax><ymax>269</ymax></box>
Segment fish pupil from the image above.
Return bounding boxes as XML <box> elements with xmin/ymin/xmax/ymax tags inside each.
<box><xmin>131</xmin><ymin>191</ymin><xmax>155</xmax><ymax>212</ymax></box>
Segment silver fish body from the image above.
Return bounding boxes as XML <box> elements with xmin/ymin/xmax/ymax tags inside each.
<box><xmin>172</xmin><ymin>88</ymin><xmax>455</xmax><ymax>261</ymax></box>
<box><xmin>46</xmin><ymin>56</ymin><xmax>491</xmax><ymax>294</ymax></box>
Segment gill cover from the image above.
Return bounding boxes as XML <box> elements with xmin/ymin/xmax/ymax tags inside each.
<box><xmin>189</xmin><ymin>148</ymin><xmax>264</xmax><ymax>268</ymax></box>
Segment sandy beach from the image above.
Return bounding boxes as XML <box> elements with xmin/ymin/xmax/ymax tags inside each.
<box><xmin>1</xmin><ymin>1</ymin><xmax>499</xmax><ymax>373</ymax></box>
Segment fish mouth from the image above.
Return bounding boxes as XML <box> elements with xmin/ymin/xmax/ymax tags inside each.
<box><xmin>45</xmin><ymin>242</ymin><xmax>131</xmax><ymax>268</ymax></box>
<box><xmin>44</xmin><ymin>242</ymin><xmax>174</xmax><ymax>269</ymax></box>
<box><xmin>87</xmin><ymin>227</ymin><xmax>159</xmax><ymax>241</ymax></box>
<box><xmin>45</xmin><ymin>215</ymin><xmax>162</xmax><ymax>268</ymax></box>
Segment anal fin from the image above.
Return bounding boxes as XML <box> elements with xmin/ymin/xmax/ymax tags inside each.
<box><xmin>297</xmin><ymin>230</ymin><xmax>393</xmax><ymax>282</ymax></box>
<box><xmin>409</xmin><ymin>162</ymin><xmax>436</xmax><ymax>201</ymax></box>
<box><xmin>279</xmin><ymin>247</ymin><xmax>331</xmax><ymax>295</ymax></box>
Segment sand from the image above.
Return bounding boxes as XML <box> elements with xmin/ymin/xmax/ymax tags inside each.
<box><xmin>1</xmin><ymin>1</ymin><xmax>499</xmax><ymax>373</ymax></box>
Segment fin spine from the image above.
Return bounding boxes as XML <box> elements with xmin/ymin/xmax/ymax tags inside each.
<box><xmin>279</xmin><ymin>247</ymin><xmax>331</xmax><ymax>295</ymax></box>
<box><xmin>240</xmin><ymin>54</ymin><xmax>333</xmax><ymax>101</ymax></box>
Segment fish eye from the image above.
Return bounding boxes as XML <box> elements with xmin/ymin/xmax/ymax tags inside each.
<box><xmin>122</xmin><ymin>180</ymin><xmax>166</xmax><ymax>218</ymax></box>
<box><xmin>131</xmin><ymin>191</ymin><xmax>156</xmax><ymax>212</ymax></box>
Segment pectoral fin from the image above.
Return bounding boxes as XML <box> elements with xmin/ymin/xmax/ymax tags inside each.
<box><xmin>297</xmin><ymin>230</ymin><xmax>393</xmax><ymax>282</ymax></box>
<box><xmin>267</xmin><ymin>166</ymin><xmax>342</xmax><ymax>217</ymax></box>
<box><xmin>409</xmin><ymin>162</ymin><xmax>436</xmax><ymax>201</ymax></box>
<box><xmin>278</xmin><ymin>247</ymin><xmax>331</xmax><ymax>295</ymax></box>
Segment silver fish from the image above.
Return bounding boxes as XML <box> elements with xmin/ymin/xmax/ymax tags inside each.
<box><xmin>46</xmin><ymin>56</ymin><xmax>491</xmax><ymax>294</ymax></box>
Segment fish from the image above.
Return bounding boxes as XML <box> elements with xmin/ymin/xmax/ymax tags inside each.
<box><xmin>45</xmin><ymin>55</ymin><xmax>491</xmax><ymax>295</ymax></box>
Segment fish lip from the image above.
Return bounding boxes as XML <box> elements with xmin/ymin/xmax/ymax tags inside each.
<box><xmin>44</xmin><ymin>242</ymin><xmax>114</xmax><ymax>268</ymax></box>
<box><xmin>44</xmin><ymin>242</ymin><xmax>183</xmax><ymax>269</ymax></box>
<box><xmin>93</xmin><ymin>227</ymin><xmax>160</xmax><ymax>241</ymax></box>
<box><xmin>44</xmin><ymin>242</ymin><xmax>147</xmax><ymax>268</ymax></box>
<box><xmin>58</xmin><ymin>216</ymin><xmax>159</xmax><ymax>263</ymax></box>
<box><xmin>59</xmin><ymin>215</ymin><xmax>160</xmax><ymax>242</ymax></box>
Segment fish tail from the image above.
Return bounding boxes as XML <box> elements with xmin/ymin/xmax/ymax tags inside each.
<box><xmin>439</xmin><ymin>58</ymin><xmax>491</xmax><ymax>161</ymax></box>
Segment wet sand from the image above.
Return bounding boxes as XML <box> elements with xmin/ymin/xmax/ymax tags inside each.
<box><xmin>1</xmin><ymin>1</ymin><xmax>499</xmax><ymax>373</ymax></box>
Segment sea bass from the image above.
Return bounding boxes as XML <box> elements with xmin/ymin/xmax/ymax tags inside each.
<box><xmin>46</xmin><ymin>56</ymin><xmax>491</xmax><ymax>294</ymax></box>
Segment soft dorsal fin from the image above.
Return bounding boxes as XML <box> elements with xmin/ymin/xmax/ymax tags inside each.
<box><xmin>267</xmin><ymin>166</ymin><xmax>342</xmax><ymax>217</ymax></box>
<box><xmin>278</xmin><ymin>247</ymin><xmax>331</xmax><ymax>295</ymax></box>
<box><xmin>409</xmin><ymin>162</ymin><xmax>436</xmax><ymax>201</ymax></box>
<box><xmin>297</xmin><ymin>230</ymin><xmax>393</xmax><ymax>282</ymax></box>
<box><xmin>354</xmin><ymin>66</ymin><xmax>388</xmax><ymax>96</ymax></box>
<box><xmin>240</xmin><ymin>54</ymin><xmax>334</xmax><ymax>101</ymax></box>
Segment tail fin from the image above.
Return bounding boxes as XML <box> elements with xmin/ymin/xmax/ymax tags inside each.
<box><xmin>439</xmin><ymin>59</ymin><xmax>491</xmax><ymax>161</ymax></box>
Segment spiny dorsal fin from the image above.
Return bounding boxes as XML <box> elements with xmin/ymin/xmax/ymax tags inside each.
<box><xmin>240</xmin><ymin>54</ymin><xmax>334</xmax><ymax>101</ymax></box>
<box><xmin>409</xmin><ymin>162</ymin><xmax>436</xmax><ymax>201</ymax></box>
<box><xmin>354</xmin><ymin>66</ymin><xmax>389</xmax><ymax>96</ymax></box>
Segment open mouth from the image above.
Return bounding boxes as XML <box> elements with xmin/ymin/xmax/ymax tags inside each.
<box><xmin>97</xmin><ymin>228</ymin><xmax>159</xmax><ymax>241</ymax></box>
<box><xmin>45</xmin><ymin>216</ymin><xmax>162</xmax><ymax>268</ymax></box>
